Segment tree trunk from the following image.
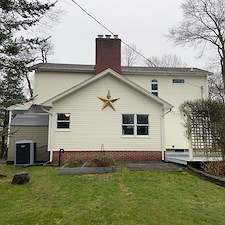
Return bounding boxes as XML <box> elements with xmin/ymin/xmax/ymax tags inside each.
<box><xmin>1</xmin><ymin>110</ymin><xmax>8</xmax><ymax>158</ymax></box>
<box><xmin>222</xmin><ymin>56</ymin><xmax>225</xmax><ymax>93</ymax></box>
<box><xmin>1</xmin><ymin>136</ymin><xmax>5</xmax><ymax>158</ymax></box>
<box><xmin>25</xmin><ymin>74</ymin><xmax>33</xmax><ymax>98</ymax></box>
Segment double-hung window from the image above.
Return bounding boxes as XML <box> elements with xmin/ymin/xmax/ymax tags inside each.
<box><xmin>122</xmin><ymin>114</ymin><xmax>149</xmax><ymax>136</ymax></box>
<box><xmin>57</xmin><ymin>113</ymin><xmax>70</xmax><ymax>129</ymax></box>
<box><xmin>151</xmin><ymin>79</ymin><xmax>158</xmax><ymax>96</ymax></box>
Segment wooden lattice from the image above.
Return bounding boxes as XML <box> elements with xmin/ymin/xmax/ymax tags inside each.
<box><xmin>190</xmin><ymin>114</ymin><xmax>221</xmax><ymax>157</ymax></box>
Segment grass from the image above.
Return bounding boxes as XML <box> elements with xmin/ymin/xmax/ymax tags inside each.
<box><xmin>1</xmin><ymin>164</ymin><xmax>225</xmax><ymax>225</ymax></box>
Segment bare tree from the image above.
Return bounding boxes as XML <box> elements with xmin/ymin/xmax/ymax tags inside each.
<box><xmin>208</xmin><ymin>70</ymin><xmax>225</xmax><ymax>102</ymax></box>
<box><xmin>145</xmin><ymin>54</ymin><xmax>187</xmax><ymax>67</ymax></box>
<box><xmin>35</xmin><ymin>37</ymin><xmax>54</xmax><ymax>63</ymax></box>
<box><xmin>40</xmin><ymin>41</ymin><xmax>54</xmax><ymax>63</ymax></box>
<box><xmin>122</xmin><ymin>44</ymin><xmax>142</xmax><ymax>66</ymax></box>
<box><xmin>168</xmin><ymin>0</ymin><xmax>225</xmax><ymax>91</ymax></box>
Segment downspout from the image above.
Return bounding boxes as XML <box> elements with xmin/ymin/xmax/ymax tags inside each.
<box><xmin>160</xmin><ymin>109</ymin><xmax>171</xmax><ymax>161</ymax></box>
<box><xmin>205</xmin><ymin>74</ymin><xmax>209</xmax><ymax>98</ymax></box>
<box><xmin>7</xmin><ymin>110</ymin><xmax>13</xmax><ymax>149</ymax></box>
<box><xmin>42</xmin><ymin>106</ymin><xmax>54</xmax><ymax>162</ymax></box>
<box><xmin>201</xmin><ymin>86</ymin><xmax>204</xmax><ymax>99</ymax></box>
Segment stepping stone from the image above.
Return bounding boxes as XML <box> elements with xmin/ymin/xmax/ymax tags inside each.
<box><xmin>11</xmin><ymin>172</ymin><xmax>29</xmax><ymax>185</ymax></box>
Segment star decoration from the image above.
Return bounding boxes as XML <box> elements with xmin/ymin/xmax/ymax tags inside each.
<box><xmin>98</xmin><ymin>90</ymin><xmax>120</xmax><ymax>111</ymax></box>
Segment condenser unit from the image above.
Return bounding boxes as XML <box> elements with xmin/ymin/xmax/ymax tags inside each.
<box><xmin>14</xmin><ymin>140</ymin><xmax>36</xmax><ymax>166</ymax></box>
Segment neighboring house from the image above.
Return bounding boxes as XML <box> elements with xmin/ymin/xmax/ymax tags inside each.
<box><xmin>7</xmin><ymin>35</ymin><xmax>211</xmax><ymax>163</ymax></box>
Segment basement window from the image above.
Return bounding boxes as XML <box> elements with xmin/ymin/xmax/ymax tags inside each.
<box><xmin>57</xmin><ymin>113</ymin><xmax>70</xmax><ymax>129</ymax></box>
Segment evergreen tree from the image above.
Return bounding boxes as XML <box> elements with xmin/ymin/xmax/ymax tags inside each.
<box><xmin>0</xmin><ymin>69</ymin><xmax>26</xmax><ymax>157</ymax></box>
<box><xmin>0</xmin><ymin>0</ymin><xmax>56</xmax><ymax>157</ymax></box>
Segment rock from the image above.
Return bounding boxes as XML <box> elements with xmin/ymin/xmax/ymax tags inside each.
<box><xmin>11</xmin><ymin>172</ymin><xmax>29</xmax><ymax>185</ymax></box>
<box><xmin>0</xmin><ymin>174</ymin><xmax>7</xmax><ymax>178</ymax></box>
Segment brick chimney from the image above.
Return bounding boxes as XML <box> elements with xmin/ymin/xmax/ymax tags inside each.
<box><xmin>95</xmin><ymin>35</ymin><xmax>121</xmax><ymax>74</ymax></box>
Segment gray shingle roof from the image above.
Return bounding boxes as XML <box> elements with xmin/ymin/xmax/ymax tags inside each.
<box><xmin>11</xmin><ymin>114</ymin><xmax>49</xmax><ymax>126</ymax></box>
<box><xmin>35</xmin><ymin>63</ymin><xmax>95</xmax><ymax>73</ymax></box>
<box><xmin>27</xmin><ymin>105</ymin><xmax>47</xmax><ymax>114</ymax></box>
<box><xmin>121</xmin><ymin>66</ymin><xmax>211</xmax><ymax>74</ymax></box>
<box><xmin>34</xmin><ymin>63</ymin><xmax>212</xmax><ymax>76</ymax></box>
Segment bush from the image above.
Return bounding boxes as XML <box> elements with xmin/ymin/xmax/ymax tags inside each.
<box><xmin>90</xmin><ymin>155</ymin><xmax>115</xmax><ymax>167</ymax></box>
<box><xmin>68</xmin><ymin>156</ymin><xmax>85</xmax><ymax>167</ymax></box>
<box><xmin>202</xmin><ymin>161</ymin><xmax>225</xmax><ymax>177</ymax></box>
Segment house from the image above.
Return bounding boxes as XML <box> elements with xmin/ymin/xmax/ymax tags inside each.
<box><xmin>7</xmin><ymin>35</ymin><xmax>211</xmax><ymax>163</ymax></box>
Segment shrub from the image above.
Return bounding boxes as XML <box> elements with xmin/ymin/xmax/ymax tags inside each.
<box><xmin>202</xmin><ymin>161</ymin><xmax>225</xmax><ymax>177</ymax></box>
<box><xmin>90</xmin><ymin>155</ymin><xmax>115</xmax><ymax>167</ymax></box>
<box><xmin>68</xmin><ymin>156</ymin><xmax>85</xmax><ymax>167</ymax></box>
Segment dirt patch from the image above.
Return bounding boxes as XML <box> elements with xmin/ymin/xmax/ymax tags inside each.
<box><xmin>124</xmin><ymin>161</ymin><xmax>185</xmax><ymax>172</ymax></box>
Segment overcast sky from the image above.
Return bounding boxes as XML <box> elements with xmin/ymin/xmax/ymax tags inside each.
<box><xmin>47</xmin><ymin>0</ymin><xmax>208</xmax><ymax>69</ymax></box>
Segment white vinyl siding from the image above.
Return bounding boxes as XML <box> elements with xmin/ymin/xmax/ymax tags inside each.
<box><xmin>36</xmin><ymin>68</ymin><xmax>208</xmax><ymax>152</ymax></box>
<box><xmin>34</xmin><ymin>72</ymin><xmax>92</xmax><ymax>104</ymax></box>
<box><xmin>49</xmin><ymin>75</ymin><xmax>162</xmax><ymax>152</ymax></box>
<box><xmin>125</xmin><ymin>74</ymin><xmax>208</xmax><ymax>149</ymax></box>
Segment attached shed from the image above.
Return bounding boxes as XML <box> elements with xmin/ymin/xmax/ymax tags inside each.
<box><xmin>7</xmin><ymin>113</ymin><xmax>49</xmax><ymax>163</ymax></box>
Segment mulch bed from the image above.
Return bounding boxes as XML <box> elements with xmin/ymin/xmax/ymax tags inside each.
<box><xmin>188</xmin><ymin>166</ymin><xmax>225</xmax><ymax>187</ymax></box>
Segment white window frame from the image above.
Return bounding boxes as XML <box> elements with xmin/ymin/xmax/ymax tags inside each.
<box><xmin>151</xmin><ymin>79</ymin><xmax>158</xmax><ymax>96</ymax></box>
<box><xmin>172</xmin><ymin>78</ymin><xmax>185</xmax><ymax>84</ymax></box>
<box><xmin>122</xmin><ymin>114</ymin><xmax>149</xmax><ymax>137</ymax></box>
<box><xmin>56</xmin><ymin>113</ymin><xmax>71</xmax><ymax>131</ymax></box>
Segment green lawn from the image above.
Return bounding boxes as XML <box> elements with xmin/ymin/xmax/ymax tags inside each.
<box><xmin>0</xmin><ymin>164</ymin><xmax>225</xmax><ymax>225</ymax></box>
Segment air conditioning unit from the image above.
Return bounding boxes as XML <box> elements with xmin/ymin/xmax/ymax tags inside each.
<box><xmin>14</xmin><ymin>140</ymin><xmax>36</xmax><ymax>166</ymax></box>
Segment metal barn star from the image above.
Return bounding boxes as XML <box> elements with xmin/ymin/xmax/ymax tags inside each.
<box><xmin>98</xmin><ymin>90</ymin><xmax>120</xmax><ymax>111</ymax></box>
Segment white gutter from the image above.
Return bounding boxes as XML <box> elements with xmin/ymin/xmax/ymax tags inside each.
<box><xmin>187</xmin><ymin>113</ymin><xmax>193</xmax><ymax>161</ymax></box>
<box><xmin>160</xmin><ymin>109</ymin><xmax>171</xmax><ymax>160</ymax></box>
<box><xmin>7</xmin><ymin>110</ymin><xmax>13</xmax><ymax>149</ymax></box>
<box><xmin>42</xmin><ymin>107</ymin><xmax>54</xmax><ymax>162</ymax></box>
<box><xmin>205</xmin><ymin>75</ymin><xmax>209</xmax><ymax>98</ymax></box>
<box><xmin>188</xmin><ymin>135</ymin><xmax>193</xmax><ymax>161</ymax></box>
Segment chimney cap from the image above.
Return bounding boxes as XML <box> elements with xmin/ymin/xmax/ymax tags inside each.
<box><xmin>97</xmin><ymin>34</ymin><xmax>119</xmax><ymax>39</ymax></box>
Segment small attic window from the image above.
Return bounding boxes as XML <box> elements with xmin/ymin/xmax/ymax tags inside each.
<box><xmin>57</xmin><ymin>113</ymin><xmax>70</xmax><ymax>129</ymax></box>
<box><xmin>172</xmin><ymin>79</ymin><xmax>185</xmax><ymax>84</ymax></box>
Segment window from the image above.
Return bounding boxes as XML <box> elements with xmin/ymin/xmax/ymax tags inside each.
<box><xmin>122</xmin><ymin>114</ymin><xmax>149</xmax><ymax>136</ymax></box>
<box><xmin>122</xmin><ymin>114</ymin><xmax>134</xmax><ymax>135</ymax></box>
<box><xmin>172</xmin><ymin>78</ymin><xmax>185</xmax><ymax>83</ymax></box>
<box><xmin>151</xmin><ymin>79</ymin><xmax>158</xmax><ymax>96</ymax></box>
<box><xmin>57</xmin><ymin>113</ymin><xmax>70</xmax><ymax>129</ymax></box>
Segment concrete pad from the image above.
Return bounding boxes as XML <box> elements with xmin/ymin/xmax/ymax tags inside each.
<box><xmin>124</xmin><ymin>161</ymin><xmax>186</xmax><ymax>172</ymax></box>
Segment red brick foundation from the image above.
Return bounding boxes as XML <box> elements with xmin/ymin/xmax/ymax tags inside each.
<box><xmin>52</xmin><ymin>151</ymin><xmax>162</xmax><ymax>163</ymax></box>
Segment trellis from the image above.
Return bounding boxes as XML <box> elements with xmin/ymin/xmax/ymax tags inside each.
<box><xmin>190</xmin><ymin>113</ymin><xmax>221</xmax><ymax>158</ymax></box>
